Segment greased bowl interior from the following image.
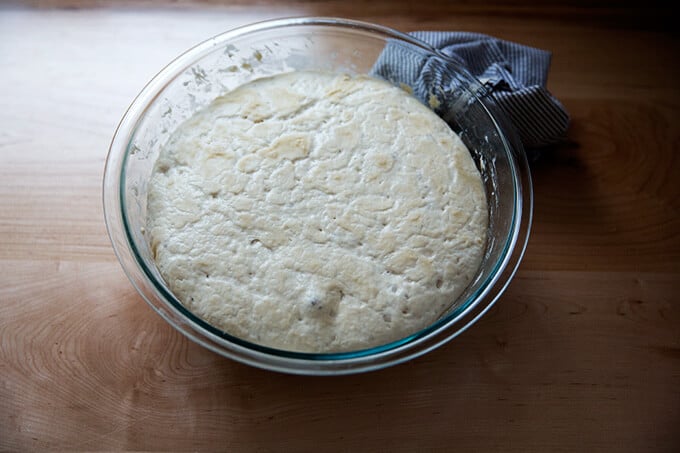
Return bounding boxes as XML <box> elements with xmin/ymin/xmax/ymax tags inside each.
<box><xmin>103</xmin><ymin>17</ymin><xmax>532</xmax><ymax>375</ymax></box>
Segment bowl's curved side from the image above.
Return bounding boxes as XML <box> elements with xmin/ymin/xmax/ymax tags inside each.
<box><xmin>103</xmin><ymin>17</ymin><xmax>533</xmax><ymax>375</ymax></box>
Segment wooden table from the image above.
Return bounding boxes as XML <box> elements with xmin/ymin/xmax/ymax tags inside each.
<box><xmin>1</xmin><ymin>2</ymin><xmax>678</xmax><ymax>451</ymax></box>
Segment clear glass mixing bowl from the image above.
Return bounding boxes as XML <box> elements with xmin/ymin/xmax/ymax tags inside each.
<box><xmin>103</xmin><ymin>17</ymin><xmax>532</xmax><ymax>375</ymax></box>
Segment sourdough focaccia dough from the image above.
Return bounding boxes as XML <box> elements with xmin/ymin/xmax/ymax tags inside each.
<box><xmin>147</xmin><ymin>71</ymin><xmax>488</xmax><ymax>353</ymax></box>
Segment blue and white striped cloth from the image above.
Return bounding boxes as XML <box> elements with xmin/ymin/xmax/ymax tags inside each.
<box><xmin>373</xmin><ymin>31</ymin><xmax>569</xmax><ymax>150</ymax></box>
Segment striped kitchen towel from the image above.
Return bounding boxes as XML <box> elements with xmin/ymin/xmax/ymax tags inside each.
<box><xmin>373</xmin><ymin>31</ymin><xmax>569</xmax><ymax>150</ymax></box>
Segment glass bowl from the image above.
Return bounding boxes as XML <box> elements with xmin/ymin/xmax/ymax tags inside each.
<box><xmin>103</xmin><ymin>17</ymin><xmax>532</xmax><ymax>375</ymax></box>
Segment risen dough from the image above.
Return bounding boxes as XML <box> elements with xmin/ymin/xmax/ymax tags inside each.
<box><xmin>147</xmin><ymin>71</ymin><xmax>487</xmax><ymax>353</ymax></box>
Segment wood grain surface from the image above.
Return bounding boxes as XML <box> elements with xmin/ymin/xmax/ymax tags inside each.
<box><xmin>1</xmin><ymin>2</ymin><xmax>679</xmax><ymax>451</ymax></box>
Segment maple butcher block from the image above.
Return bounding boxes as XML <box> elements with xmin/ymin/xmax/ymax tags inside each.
<box><xmin>1</xmin><ymin>1</ymin><xmax>678</xmax><ymax>451</ymax></box>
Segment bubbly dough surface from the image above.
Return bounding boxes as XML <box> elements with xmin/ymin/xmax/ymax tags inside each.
<box><xmin>147</xmin><ymin>71</ymin><xmax>488</xmax><ymax>352</ymax></box>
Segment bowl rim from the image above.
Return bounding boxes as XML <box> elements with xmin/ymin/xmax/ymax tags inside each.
<box><xmin>103</xmin><ymin>16</ymin><xmax>533</xmax><ymax>375</ymax></box>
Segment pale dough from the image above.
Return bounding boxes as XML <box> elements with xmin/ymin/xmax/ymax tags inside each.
<box><xmin>147</xmin><ymin>71</ymin><xmax>488</xmax><ymax>353</ymax></box>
